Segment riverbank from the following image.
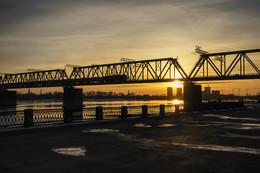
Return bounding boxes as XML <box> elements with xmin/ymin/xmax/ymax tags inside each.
<box><xmin>0</xmin><ymin>104</ymin><xmax>260</xmax><ymax>172</ymax></box>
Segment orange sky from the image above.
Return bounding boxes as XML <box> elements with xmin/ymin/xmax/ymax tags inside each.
<box><xmin>1</xmin><ymin>0</ymin><xmax>260</xmax><ymax>95</ymax></box>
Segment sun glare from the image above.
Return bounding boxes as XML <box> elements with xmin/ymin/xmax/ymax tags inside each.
<box><xmin>173</xmin><ymin>100</ymin><xmax>181</xmax><ymax>104</ymax></box>
<box><xmin>168</xmin><ymin>81</ymin><xmax>183</xmax><ymax>88</ymax></box>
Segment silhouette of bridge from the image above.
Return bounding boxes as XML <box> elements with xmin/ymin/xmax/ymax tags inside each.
<box><xmin>0</xmin><ymin>49</ymin><xmax>259</xmax><ymax>89</ymax></box>
<box><xmin>0</xmin><ymin>48</ymin><xmax>259</xmax><ymax>111</ymax></box>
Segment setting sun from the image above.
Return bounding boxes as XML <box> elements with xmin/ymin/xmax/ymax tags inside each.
<box><xmin>168</xmin><ymin>81</ymin><xmax>183</xmax><ymax>88</ymax></box>
<box><xmin>172</xmin><ymin>100</ymin><xmax>182</xmax><ymax>104</ymax></box>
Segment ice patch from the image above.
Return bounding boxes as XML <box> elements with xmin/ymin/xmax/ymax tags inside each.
<box><xmin>133</xmin><ymin>123</ymin><xmax>152</xmax><ymax>128</ymax></box>
<box><xmin>172</xmin><ymin>142</ymin><xmax>260</xmax><ymax>155</ymax></box>
<box><xmin>52</xmin><ymin>146</ymin><xmax>87</xmax><ymax>156</ymax></box>
<box><xmin>158</xmin><ymin>124</ymin><xmax>176</xmax><ymax>127</ymax></box>
<box><xmin>221</xmin><ymin>133</ymin><xmax>260</xmax><ymax>140</ymax></box>
<box><xmin>202</xmin><ymin>114</ymin><xmax>259</xmax><ymax>121</ymax></box>
<box><xmin>83</xmin><ymin>129</ymin><xmax>119</xmax><ymax>133</ymax></box>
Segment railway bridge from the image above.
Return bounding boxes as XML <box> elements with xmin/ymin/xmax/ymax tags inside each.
<box><xmin>0</xmin><ymin>48</ymin><xmax>259</xmax><ymax>111</ymax></box>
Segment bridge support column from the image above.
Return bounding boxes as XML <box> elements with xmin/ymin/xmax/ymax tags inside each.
<box><xmin>63</xmin><ymin>86</ymin><xmax>83</xmax><ymax>121</ymax></box>
<box><xmin>183</xmin><ymin>82</ymin><xmax>202</xmax><ymax>112</ymax></box>
<box><xmin>0</xmin><ymin>89</ymin><xmax>16</xmax><ymax>107</ymax></box>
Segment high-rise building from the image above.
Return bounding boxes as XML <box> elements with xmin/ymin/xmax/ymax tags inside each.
<box><xmin>205</xmin><ymin>87</ymin><xmax>211</xmax><ymax>95</ymax></box>
<box><xmin>167</xmin><ymin>87</ymin><xmax>173</xmax><ymax>98</ymax></box>
<box><xmin>176</xmin><ymin>88</ymin><xmax>182</xmax><ymax>99</ymax></box>
<box><xmin>202</xmin><ymin>86</ymin><xmax>211</xmax><ymax>100</ymax></box>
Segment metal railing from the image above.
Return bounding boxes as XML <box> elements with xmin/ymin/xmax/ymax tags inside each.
<box><xmin>33</xmin><ymin>109</ymin><xmax>64</xmax><ymax>124</ymax></box>
<box><xmin>103</xmin><ymin>107</ymin><xmax>121</xmax><ymax>119</ymax></box>
<box><xmin>0</xmin><ymin>111</ymin><xmax>24</xmax><ymax>127</ymax></box>
<box><xmin>0</xmin><ymin>101</ymin><xmax>242</xmax><ymax>129</ymax></box>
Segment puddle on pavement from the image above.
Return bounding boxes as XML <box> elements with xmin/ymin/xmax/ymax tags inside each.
<box><xmin>202</xmin><ymin>114</ymin><xmax>259</xmax><ymax>122</ymax></box>
<box><xmin>221</xmin><ymin>133</ymin><xmax>260</xmax><ymax>140</ymax></box>
<box><xmin>133</xmin><ymin>123</ymin><xmax>152</xmax><ymax>128</ymax></box>
<box><xmin>157</xmin><ymin>124</ymin><xmax>176</xmax><ymax>127</ymax></box>
<box><xmin>172</xmin><ymin>142</ymin><xmax>260</xmax><ymax>155</ymax></box>
<box><xmin>52</xmin><ymin>146</ymin><xmax>87</xmax><ymax>156</ymax></box>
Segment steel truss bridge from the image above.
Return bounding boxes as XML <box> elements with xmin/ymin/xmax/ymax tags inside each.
<box><xmin>0</xmin><ymin>49</ymin><xmax>259</xmax><ymax>89</ymax></box>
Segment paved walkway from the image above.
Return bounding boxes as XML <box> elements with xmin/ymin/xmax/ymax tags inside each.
<box><xmin>1</xmin><ymin>104</ymin><xmax>260</xmax><ymax>173</ymax></box>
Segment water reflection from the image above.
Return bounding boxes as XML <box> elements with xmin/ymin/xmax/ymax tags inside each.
<box><xmin>52</xmin><ymin>146</ymin><xmax>87</xmax><ymax>156</ymax></box>
<box><xmin>172</xmin><ymin>100</ymin><xmax>182</xmax><ymax>105</ymax></box>
<box><xmin>4</xmin><ymin>100</ymin><xmax>181</xmax><ymax>111</ymax></box>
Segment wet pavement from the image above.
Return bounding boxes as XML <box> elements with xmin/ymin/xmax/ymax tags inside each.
<box><xmin>1</xmin><ymin>104</ymin><xmax>260</xmax><ymax>173</ymax></box>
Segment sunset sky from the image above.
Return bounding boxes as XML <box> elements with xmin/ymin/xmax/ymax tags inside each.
<box><xmin>0</xmin><ymin>0</ymin><xmax>259</xmax><ymax>95</ymax></box>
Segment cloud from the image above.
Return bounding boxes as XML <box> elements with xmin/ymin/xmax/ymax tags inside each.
<box><xmin>0</xmin><ymin>0</ymin><xmax>259</xmax><ymax>73</ymax></box>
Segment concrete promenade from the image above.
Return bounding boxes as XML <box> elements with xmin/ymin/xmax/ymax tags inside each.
<box><xmin>0</xmin><ymin>104</ymin><xmax>260</xmax><ymax>173</ymax></box>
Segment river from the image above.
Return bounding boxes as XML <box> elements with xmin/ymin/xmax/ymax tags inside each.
<box><xmin>0</xmin><ymin>99</ymin><xmax>183</xmax><ymax>112</ymax></box>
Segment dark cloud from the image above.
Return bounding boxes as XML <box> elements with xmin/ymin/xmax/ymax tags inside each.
<box><xmin>0</xmin><ymin>0</ymin><xmax>259</xmax><ymax>73</ymax></box>
<box><xmin>205</xmin><ymin>0</ymin><xmax>260</xmax><ymax>17</ymax></box>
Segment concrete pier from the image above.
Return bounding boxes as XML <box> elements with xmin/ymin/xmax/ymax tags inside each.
<box><xmin>183</xmin><ymin>82</ymin><xmax>202</xmax><ymax>112</ymax></box>
<box><xmin>0</xmin><ymin>89</ymin><xmax>16</xmax><ymax>107</ymax></box>
<box><xmin>63</xmin><ymin>86</ymin><xmax>83</xmax><ymax>121</ymax></box>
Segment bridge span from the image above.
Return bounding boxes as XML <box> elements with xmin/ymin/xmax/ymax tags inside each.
<box><xmin>0</xmin><ymin>48</ymin><xmax>259</xmax><ymax>111</ymax></box>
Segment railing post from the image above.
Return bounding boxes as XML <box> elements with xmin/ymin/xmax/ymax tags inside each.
<box><xmin>63</xmin><ymin>108</ymin><xmax>73</xmax><ymax>123</ymax></box>
<box><xmin>240</xmin><ymin>99</ymin><xmax>244</xmax><ymax>107</ymax></box>
<box><xmin>208</xmin><ymin>101</ymin><xmax>213</xmax><ymax>110</ymax></box>
<box><xmin>96</xmin><ymin>106</ymin><xmax>103</xmax><ymax>120</ymax></box>
<box><xmin>142</xmin><ymin>105</ymin><xmax>148</xmax><ymax>117</ymax></box>
<box><xmin>230</xmin><ymin>102</ymin><xmax>234</xmax><ymax>108</ymax></box>
<box><xmin>160</xmin><ymin>105</ymin><xmax>165</xmax><ymax>115</ymax></box>
<box><xmin>121</xmin><ymin>106</ymin><xmax>128</xmax><ymax>119</ymax></box>
<box><xmin>175</xmin><ymin>105</ymin><xmax>180</xmax><ymax>114</ymax></box>
<box><xmin>24</xmin><ymin>109</ymin><xmax>34</xmax><ymax>127</ymax></box>
<box><xmin>217</xmin><ymin>99</ymin><xmax>221</xmax><ymax>109</ymax></box>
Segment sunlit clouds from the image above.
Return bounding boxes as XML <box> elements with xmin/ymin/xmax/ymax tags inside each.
<box><xmin>0</xmin><ymin>0</ymin><xmax>259</xmax><ymax>94</ymax></box>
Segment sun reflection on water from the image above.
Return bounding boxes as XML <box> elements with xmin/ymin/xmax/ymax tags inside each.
<box><xmin>172</xmin><ymin>100</ymin><xmax>182</xmax><ymax>105</ymax></box>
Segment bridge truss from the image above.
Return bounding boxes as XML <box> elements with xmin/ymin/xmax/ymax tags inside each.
<box><xmin>0</xmin><ymin>58</ymin><xmax>187</xmax><ymax>89</ymax></box>
<box><xmin>189</xmin><ymin>49</ymin><xmax>260</xmax><ymax>81</ymax></box>
<box><xmin>0</xmin><ymin>49</ymin><xmax>259</xmax><ymax>89</ymax></box>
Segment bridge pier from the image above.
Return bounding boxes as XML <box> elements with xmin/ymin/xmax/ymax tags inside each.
<box><xmin>0</xmin><ymin>89</ymin><xmax>16</xmax><ymax>107</ymax></box>
<box><xmin>63</xmin><ymin>86</ymin><xmax>83</xmax><ymax>121</ymax></box>
<box><xmin>183</xmin><ymin>82</ymin><xmax>202</xmax><ymax>112</ymax></box>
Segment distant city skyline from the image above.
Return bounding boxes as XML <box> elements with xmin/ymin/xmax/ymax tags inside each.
<box><xmin>14</xmin><ymin>82</ymin><xmax>260</xmax><ymax>96</ymax></box>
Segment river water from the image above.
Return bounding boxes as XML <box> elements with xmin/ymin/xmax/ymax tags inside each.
<box><xmin>1</xmin><ymin>99</ymin><xmax>183</xmax><ymax>112</ymax></box>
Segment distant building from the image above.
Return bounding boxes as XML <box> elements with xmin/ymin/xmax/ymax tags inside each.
<box><xmin>176</xmin><ymin>88</ymin><xmax>182</xmax><ymax>99</ymax></box>
<box><xmin>167</xmin><ymin>87</ymin><xmax>173</xmax><ymax>98</ymax></box>
<box><xmin>212</xmin><ymin>90</ymin><xmax>220</xmax><ymax>98</ymax></box>
<box><xmin>202</xmin><ymin>87</ymin><xmax>211</xmax><ymax>100</ymax></box>
<box><xmin>205</xmin><ymin>87</ymin><xmax>211</xmax><ymax>95</ymax></box>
